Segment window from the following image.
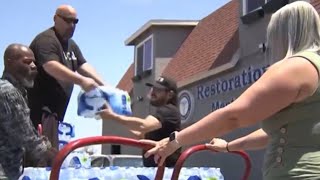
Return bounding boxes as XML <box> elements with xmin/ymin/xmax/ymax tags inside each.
<box><xmin>243</xmin><ymin>0</ymin><xmax>271</xmax><ymax>15</ymax></box>
<box><xmin>135</xmin><ymin>35</ymin><xmax>153</xmax><ymax>75</ymax></box>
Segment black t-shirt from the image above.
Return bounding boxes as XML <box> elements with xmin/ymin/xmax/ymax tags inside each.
<box><xmin>143</xmin><ymin>104</ymin><xmax>181</xmax><ymax>167</ymax></box>
<box><xmin>28</xmin><ymin>27</ymin><xmax>86</xmax><ymax>127</ymax></box>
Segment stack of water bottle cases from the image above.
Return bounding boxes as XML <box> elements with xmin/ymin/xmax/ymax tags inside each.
<box><xmin>19</xmin><ymin>87</ymin><xmax>224</xmax><ymax>179</ymax></box>
<box><xmin>20</xmin><ymin>166</ymin><xmax>224</xmax><ymax>180</ymax></box>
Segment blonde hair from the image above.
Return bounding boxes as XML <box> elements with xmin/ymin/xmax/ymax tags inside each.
<box><xmin>266</xmin><ymin>1</ymin><xmax>320</xmax><ymax>63</ymax></box>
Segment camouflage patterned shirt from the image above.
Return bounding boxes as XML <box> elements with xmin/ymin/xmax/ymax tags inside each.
<box><xmin>0</xmin><ymin>73</ymin><xmax>51</xmax><ymax>180</ymax></box>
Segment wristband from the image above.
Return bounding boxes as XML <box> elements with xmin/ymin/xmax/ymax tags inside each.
<box><xmin>169</xmin><ymin>131</ymin><xmax>181</xmax><ymax>148</ymax></box>
<box><xmin>226</xmin><ymin>142</ymin><xmax>230</xmax><ymax>152</ymax></box>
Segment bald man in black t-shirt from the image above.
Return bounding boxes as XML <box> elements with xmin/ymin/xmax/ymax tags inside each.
<box><xmin>26</xmin><ymin>5</ymin><xmax>106</xmax><ymax>167</ymax></box>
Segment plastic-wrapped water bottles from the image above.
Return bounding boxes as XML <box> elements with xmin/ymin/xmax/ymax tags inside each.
<box><xmin>66</xmin><ymin>151</ymin><xmax>91</xmax><ymax>169</ymax></box>
<box><xmin>19</xmin><ymin>166</ymin><xmax>224</xmax><ymax>180</ymax></box>
<box><xmin>79</xmin><ymin>151</ymin><xmax>92</xmax><ymax>168</ymax></box>
<box><xmin>19</xmin><ymin>168</ymin><xmax>50</xmax><ymax>180</ymax></box>
<box><xmin>77</xmin><ymin>86</ymin><xmax>132</xmax><ymax>119</ymax></box>
<box><xmin>57</xmin><ymin>121</ymin><xmax>77</xmax><ymax>168</ymax></box>
<box><xmin>58</xmin><ymin>122</ymin><xmax>75</xmax><ymax>151</ymax></box>
<box><xmin>99</xmin><ymin>86</ymin><xmax>132</xmax><ymax>116</ymax></box>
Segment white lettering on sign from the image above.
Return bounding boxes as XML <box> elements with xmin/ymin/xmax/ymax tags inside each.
<box><xmin>211</xmin><ymin>98</ymin><xmax>236</xmax><ymax>111</ymax></box>
<box><xmin>197</xmin><ymin>65</ymin><xmax>269</xmax><ymax>101</ymax></box>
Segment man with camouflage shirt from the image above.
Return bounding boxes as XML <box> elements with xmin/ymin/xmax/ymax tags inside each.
<box><xmin>0</xmin><ymin>44</ymin><xmax>56</xmax><ymax>179</ymax></box>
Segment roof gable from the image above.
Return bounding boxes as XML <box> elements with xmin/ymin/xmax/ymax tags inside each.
<box><xmin>162</xmin><ymin>0</ymin><xmax>239</xmax><ymax>82</ymax></box>
<box><xmin>116</xmin><ymin>63</ymin><xmax>134</xmax><ymax>92</ymax></box>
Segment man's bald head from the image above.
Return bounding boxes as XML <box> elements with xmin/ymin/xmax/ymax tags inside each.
<box><xmin>55</xmin><ymin>4</ymin><xmax>77</xmax><ymax>17</ymax></box>
<box><xmin>4</xmin><ymin>44</ymin><xmax>33</xmax><ymax>63</ymax></box>
<box><xmin>54</xmin><ymin>4</ymin><xmax>78</xmax><ymax>41</ymax></box>
<box><xmin>3</xmin><ymin>43</ymin><xmax>37</xmax><ymax>88</ymax></box>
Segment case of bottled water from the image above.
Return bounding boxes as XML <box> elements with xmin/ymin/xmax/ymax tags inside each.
<box><xmin>77</xmin><ymin>86</ymin><xmax>132</xmax><ymax>118</ymax></box>
<box><xmin>19</xmin><ymin>167</ymin><xmax>224</xmax><ymax>180</ymax></box>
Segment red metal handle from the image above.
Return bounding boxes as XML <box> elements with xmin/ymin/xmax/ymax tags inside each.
<box><xmin>49</xmin><ymin>136</ymin><xmax>165</xmax><ymax>180</ymax></box>
<box><xmin>171</xmin><ymin>144</ymin><xmax>251</xmax><ymax>180</ymax></box>
<box><xmin>37</xmin><ymin>124</ymin><xmax>42</xmax><ymax>135</ymax></box>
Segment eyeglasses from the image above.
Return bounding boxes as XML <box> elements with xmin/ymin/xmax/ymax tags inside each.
<box><xmin>56</xmin><ymin>14</ymin><xmax>79</xmax><ymax>24</ymax></box>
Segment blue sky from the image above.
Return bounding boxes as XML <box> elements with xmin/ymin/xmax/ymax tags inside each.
<box><xmin>0</xmin><ymin>0</ymin><xmax>230</xmax><ymax>148</ymax></box>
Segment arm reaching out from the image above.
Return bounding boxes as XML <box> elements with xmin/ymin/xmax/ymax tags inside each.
<box><xmin>97</xmin><ymin>107</ymin><xmax>161</xmax><ymax>134</ymax></box>
<box><xmin>77</xmin><ymin>63</ymin><xmax>106</xmax><ymax>86</ymax></box>
<box><xmin>43</xmin><ymin>61</ymin><xmax>98</xmax><ymax>91</ymax></box>
<box><xmin>206</xmin><ymin>128</ymin><xmax>269</xmax><ymax>152</ymax></box>
<box><xmin>144</xmin><ymin>56</ymin><xmax>319</xmax><ymax>166</ymax></box>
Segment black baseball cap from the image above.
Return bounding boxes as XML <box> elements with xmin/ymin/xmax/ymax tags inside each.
<box><xmin>146</xmin><ymin>76</ymin><xmax>177</xmax><ymax>93</ymax></box>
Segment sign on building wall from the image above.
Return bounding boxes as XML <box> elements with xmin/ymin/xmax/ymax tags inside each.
<box><xmin>178</xmin><ymin>90</ymin><xmax>195</xmax><ymax>124</ymax></box>
<box><xmin>178</xmin><ymin>64</ymin><xmax>270</xmax><ymax>124</ymax></box>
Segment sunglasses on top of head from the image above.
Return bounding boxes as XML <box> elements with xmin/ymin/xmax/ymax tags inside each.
<box><xmin>56</xmin><ymin>14</ymin><xmax>79</xmax><ymax>24</ymax></box>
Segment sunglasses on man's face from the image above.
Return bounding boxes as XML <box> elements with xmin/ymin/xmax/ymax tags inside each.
<box><xmin>57</xmin><ymin>14</ymin><xmax>79</xmax><ymax>24</ymax></box>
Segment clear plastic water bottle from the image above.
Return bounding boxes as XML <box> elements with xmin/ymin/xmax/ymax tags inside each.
<box><xmin>70</xmin><ymin>156</ymin><xmax>82</xmax><ymax>168</ymax></box>
<box><xmin>19</xmin><ymin>168</ymin><xmax>33</xmax><ymax>180</ymax></box>
<box><xmin>77</xmin><ymin>167</ymin><xmax>91</xmax><ymax>179</ymax></box>
<box><xmin>59</xmin><ymin>168</ymin><xmax>73</xmax><ymax>180</ymax></box>
<box><xmin>81</xmin><ymin>152</ymin><xmax>91</xmax><ymax>169</ymax></box>
<box><xmin>87</xmin><ymin>167</ymin><xmax>101</xmax><ymax>179</ymax></box>
<box><xmin>139</xmin><ymin>167</ymin><xmax>155</xmax><ymax>180</ymax></box>
<box><xmin>21</xmin><ymin>176</ymin><xmax>31</xmax><ymax>180</ymax></box>
<box><xmin>34</xmin><ymin>168</ymin><xmax>47</xmax><ymax>180</ymax></box>
<box><xmin>198</xmin><ymin>167</ymin><xmax>224</xmax><ymax>180</ymax></box>
<box><xmin>108</xmin><ymin>166</ymin><xmax>123</xmax><ymax>180</ymax></box>
<box><xmin>163</xmin><ymin>167</ymin><xmax>173</xmax><ymax>180</ymax></box>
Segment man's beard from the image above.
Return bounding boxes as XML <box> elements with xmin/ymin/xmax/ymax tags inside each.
<box><xmin>20</xmin><ymin>71</ymin><xmax>37</xmax><ymax>88</ymax></box>
<box><xmin>21</xmin><ymin>78</ymin><xmax>34</xmax><ymax>88</ymax></box>
<box><xmin>150</xmin><ymin>98</ymin><xmax>166</xmax><ymax>106</ymax></box>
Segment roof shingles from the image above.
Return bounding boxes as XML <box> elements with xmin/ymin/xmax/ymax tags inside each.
<box><xmin>162</xmin><ymin>0</ymin><xmax>239</xmax><ymax>82</ymax></box>
<box><xmin>117</xmin><ymin>0</ymin><xmax>320</xmax><ymax>91</ymax></box>
<box><xmin>311</xmin><ymin>0</ymin><xmax>320</xmax><ymax>12</ymax></box>
<box><xmin>116</xmin><ymin>63</ymin><xmax>134</xmax><ymax>92</ymax></box>
<box><xmin>118</xmin><ymin>1</ymin><xmax>239</xmax><ymax>90</ymax></box>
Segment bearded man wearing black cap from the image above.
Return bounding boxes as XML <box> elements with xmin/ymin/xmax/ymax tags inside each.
<box><xmin>98</xmin><ymin>76</ymin><xmax>181</xmax><ymax>167</ymax></box>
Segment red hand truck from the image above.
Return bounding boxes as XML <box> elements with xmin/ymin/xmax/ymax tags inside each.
<box><xmin>49</xmin><ymin>136</ymin><xmax>165</xmax><ymax>180</ymax></box>
<box><xmin>49</xmin><ymin>136</ymin><xmax>251</xmax><ymax>180</ymax></box>
<box><xmin>171</xmin><ymin>144</ymin><xmax>251</xmax><ymax>180</ymax></box>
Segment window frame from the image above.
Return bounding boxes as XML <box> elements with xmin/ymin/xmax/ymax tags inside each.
<box><xmin>242</xmin><ymin>0</ymin><xmax>270</xmax><ymax>15</ymax></box>
<box><xmin>134</xmin><ymin>35</ymin><xmax>154</xmax><ymax>76</ymax></box>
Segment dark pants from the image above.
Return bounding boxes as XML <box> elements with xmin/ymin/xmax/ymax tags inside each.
<box><xmin>24</xmin><ymin>111</ymin><xmax>59</xmax><ymax>167</ymax></box>
<box><xmin>41</xmin><ymin>112</ymin><xmax>59</xmax><ymax>150</ymax></box>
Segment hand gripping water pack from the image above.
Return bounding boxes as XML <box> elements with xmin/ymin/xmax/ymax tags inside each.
<box><xmin>77</xmin><ymin>86</ymin><xmax>132</xmax><ymax>118</ymax></box>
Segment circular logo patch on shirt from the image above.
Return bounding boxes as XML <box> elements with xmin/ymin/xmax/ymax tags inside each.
<box><xmin>178</xmin><ymin>90</ymin><xmax>194</xmax><ymax>124</ymax></box>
